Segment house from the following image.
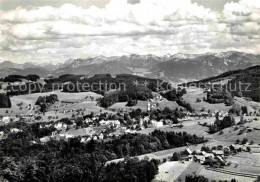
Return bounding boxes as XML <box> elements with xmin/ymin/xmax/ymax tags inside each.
<box><xmin>84</xmin><ymin>127</ymin><xmax>94</xmax><ymax>136</ymax></box>
<box><xmin>212</xmin><ymin>150</ymin><xmax>224</xmax><ymax>157</ymax></box>
<box><xmin>184</xmin><ymin>148</ymin><xmax>193</xmax><ymax>155</ymax></box>
<box><xmin>10</xmin><ymin>128</ymin><xmax>22</xmax><ymax>133</ymax></box>
<box><xmin>180</xmin><ymin>155</ymin><xmax>193</xmax><ymax>161</ymax></box>
<box><xmin>230</xmin><ymin>144</ymin><xmax>242</xmax><ymax>152</ymax></box>
<box><xmin>80</xmin><ymin>137</ymin><xmax>87</xmax><ymax>143</ymax></box>
<box><xmin>2</xmin><ymin>116</ymin><xmax>10</xmax><ymax>124</ymax></box>
<box><xmin>124</xmin><ymin>129</ymin><xmax>135</xmax><ymax>134</ymax></box>
<box><xmin>151</xmin><ymin>120</ymin><xmax>163</xmax><ymax>128</ymax></box>
<box><xmin>57</xmin><ymin>134</ymin><xmax>74</xmax><ymax>140</ymax></box>
<box><xmin>84</xmin><ymin>118</ymin><xmax>92</xmax><ymax>123</ymax></box>
<box><xmin>54</xmin><ymin>123</ymin><xmax>67</xmax><ymax>130</ymax></box>
<box><xmin>99</xmin><ymin>120</ymin><xmax>106</xmax><ymax>125</ymax></box>
<box><xmin>99</xmin><ymin>133</ymin><xmax>104</xmax><ymax>140</ymax></box>
<box><xmin>202</xmin><ymin>151</ymin><xmax>214</xmax><ymax>158</ymax></box>
<box><xmin>40</xmin><ymin>136</ymin><xmax>50</xmax><ymax>143</ymax></box>
<box><xmin>194</xmin><ymin>155</ymin><xmax>205</xmax><ymax>164</ymax></box>
<box><xmin>0</xmin><ymin>131</ymin><xmax>4</xmax><ymax>138</ymax></box>
<box><xmin>204</xmin><ymin>157</ymin><xmax>218</xmax><ymax>166</ymax></box>
<box><xmin>106</xmin><ymin>120</ymin><xmax>121</xmax><ymax>128</ymax></box>
<box><xmin>193</xmin><ymin>150</ymin><xmax>202</xmax><ymax>155</ymax></box>
<box><xmin>215</xmin><ymin>156</ymin><xmax>225</xmax><ymax>166</ymax></box>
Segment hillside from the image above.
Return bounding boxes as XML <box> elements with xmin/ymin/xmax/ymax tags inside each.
<box><xmin>184</xmin><ymin>65</ymin><xmax>260</xmax><ymax>102</ymax></box>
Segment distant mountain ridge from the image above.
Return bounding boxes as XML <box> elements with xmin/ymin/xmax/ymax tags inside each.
<box><xmin>0</xmin><ymin>51</ymin><xmax>259</xmax><ymax>81</ymax></box>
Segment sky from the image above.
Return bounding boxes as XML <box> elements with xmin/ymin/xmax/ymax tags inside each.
<box><xmin>0</xmin><ymin>0</ymin><xmax>260</xmax><ymax>63</ymax></box>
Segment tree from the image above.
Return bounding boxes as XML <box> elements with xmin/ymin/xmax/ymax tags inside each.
<box><xmin>0</xmin><ymin>94</ymin><xmax>11</xmax><ymax>108</ymax></box>
<box><xmin>171</xmin><ymin>152</ymin><xmax>180</xmax><ymax>161</ymax></box>
<box><xmin>241</xmin><ymin>106</ymin><xmax>248</xmax><ymax>115</ymax></box>
<box><xmin>24</xmin><ymin>163</ymin><xmax>39</xmax><ymax>182</ymax></box>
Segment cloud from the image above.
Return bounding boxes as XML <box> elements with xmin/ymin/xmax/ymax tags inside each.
<box><xmin>0</xmin><ymin>0</ymin><xmax>259</xmax><ymax>63</ymax></box>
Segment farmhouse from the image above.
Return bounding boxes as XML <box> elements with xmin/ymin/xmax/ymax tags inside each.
<box><xmin>151</xmin><ymin>120</ymin><xmax>163</xmax><ymax>128</ymax></box>
<box><xmin>212</xmin><ymin>150</ymin><xmax>224</xmax><ymax>157</ymax></box>
<box><xmin>40</xmin><ymin>136</ymin><xmax>50</xmax><ymax>143</ymax></box>
<box><xmin>10</xmin><ymin>128</ymin><xmax>22</xmax><ymax>133</ymax></box>
<box><xmin>2</xmin><ymin>116</ymin><xmax>10</xmax><ymax>124</ymax></box>
<box><xmin>202</xmin><ymin>151</ymin><xmax>214</xmax><ymax>158</ymax></box>
<box><xmin>216</xmin><ymin>156</ymin><xmax>226</xmax><ymax>166</ymax></box>
<box><xmin>184</xmin><ymin>148</ymin><xmax>193</xmax><ymax>155</ymax></box>
<box><xmin>194</xmin><ymin>155</ymin><xmax>205</xmax><ymax>164</ymax></box>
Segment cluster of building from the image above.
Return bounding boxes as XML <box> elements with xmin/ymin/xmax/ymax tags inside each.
<box><xmin>179</xmin><ymin>144</ymin><xmax>251</xmax><ymax>168</ymax></box>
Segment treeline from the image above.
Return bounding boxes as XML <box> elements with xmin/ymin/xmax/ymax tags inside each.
<box><xmin>176</xmin><ymin>99</ymin><xmax>194</xmax><ymax>112</ymax></box>
<box><xmin>3</xmin><ymin>74</ymin><xmax>40</xmax><ymax>82</ymax></box>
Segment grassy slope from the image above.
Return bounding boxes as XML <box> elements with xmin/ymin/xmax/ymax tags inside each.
<box><xmin>182</xmin><ymin>88</ymin><xmax>260</xmax><ymax>112</ymax></box>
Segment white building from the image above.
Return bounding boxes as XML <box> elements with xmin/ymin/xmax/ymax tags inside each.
<box><xmin>99</xmin><ymin>133</ymin><xmax>104</xmax><ymax>140</ymax></box>
<box><xmin>0</xmin><ymin>131</ymin><xmax>4</xmax><ymax>138</ymax></box>
<box><xmin>151</xmin><ymin>120</ymin><xmax>163</xmax><ymax>128</ymax></box>
<box><xmin>2</xmin><ymin>116</ymin><xmax>10</xmax><ymax>124</ymax></box>
<box><xmin>10</xmin><ymin>128</ymin><xmax>22</xmax><ymax>133</ymax></box>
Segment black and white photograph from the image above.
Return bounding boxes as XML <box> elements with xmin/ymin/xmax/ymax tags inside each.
<box><xmin>0</xmin><ymin>0</ymin><xmax>260</xmax><ymax>181</ymax></box>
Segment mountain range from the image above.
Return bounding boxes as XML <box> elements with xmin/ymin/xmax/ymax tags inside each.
<box><xmin>1</xmin><ymin>51</ymin><xmax>259</xmax><ymax>82</ymax></box>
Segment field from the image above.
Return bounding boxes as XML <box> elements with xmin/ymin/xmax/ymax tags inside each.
<box><xmin>182</xmin><ymin>87</ymin><xmax>260</xmax><ymax>112</ymax></box>
<box><xmin>212</xmin><ymin>117</ymin><xmax>260</xmax><ymax>143</ymax></box>
<box><xmin>137</xmin><ymin>118</ymin><xmax>213</xmax><ymax>138</ymax></box>
<box><xmin>153</xmin><ymin>161</ymin><xmax>192</xmax><ymax>182</ymax></box>
<box><xmin>198</xmin><ymin>168</ymin><xmax>255</xmax><ymax>182</ymax></box>
<box><xmin>225</xmin><ymin>152</ymin><xmax>260</xmax><ymax>173</ymax></box>
<box><xmin>0</xmin><ymin>90</ymin><xmax>108</xmax><ymax>121</ymax></box>
<box><xmin>109</xmin><ymin>92</ymin><xmax>183</xmax><ymax>112</ymax></box>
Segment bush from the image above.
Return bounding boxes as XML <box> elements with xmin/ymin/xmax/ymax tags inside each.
<box><xmin>196</xmin><ymin>98</ymin><xmax>202</xmax><ymax>102</ymax></box>
<box><xmin>171</xmin><ymin>152</ymin><xmax>180</xmax><ymax>161</ymax></box>
<box><xmin>126</xmin><ymin>99</ymin><xmax>138</xmax><ymax>107</ymax></box>
<box><xmin>238</xmin><ymin>129</ymin><xmax>244</xmax><ymax>135</ymax></box>
<box><xmin>229</xmin><ymin>105</ymin><xmax>241</xmax><ymax>116</ymax></box>
<box><xmin>241</xmin><ymin>138</ymin><xmax>248</xmax><ymax>144</ymax></box>
<box><xmin>241</xmin><ymin>106</ymin><xmax>248</xmax><ymax>115</ymax></box>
